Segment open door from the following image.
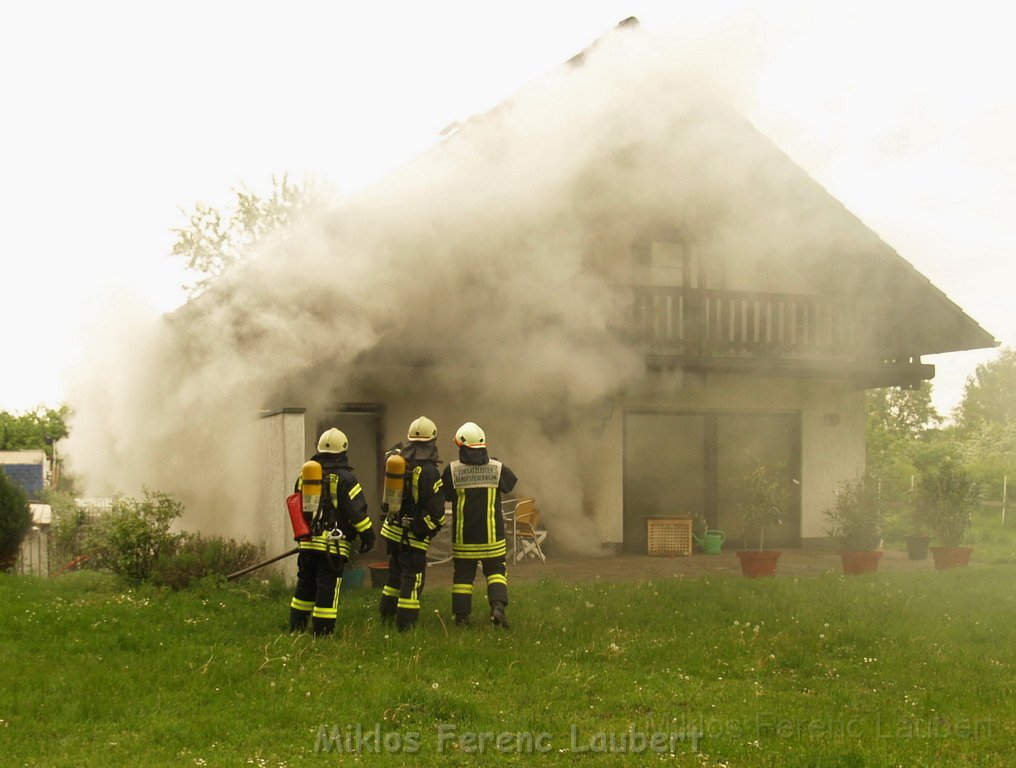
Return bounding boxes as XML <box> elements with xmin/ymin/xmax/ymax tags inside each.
<box><xmin>315</xmin><ymin>405</ymin><xmax>384</xmax><ymax>518</ymax></box>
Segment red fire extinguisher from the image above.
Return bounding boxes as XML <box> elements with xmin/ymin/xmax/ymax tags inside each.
<box><xmin>287</xmin><ymin>460</ymin><xmax>322</xmax><ymax>541</ymax></box>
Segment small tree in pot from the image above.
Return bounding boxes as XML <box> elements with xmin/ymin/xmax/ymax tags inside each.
<box><xmin>914</xmin><ymin>458</ymin><xmax>980</xmax><ymax>569</ymax></box>
<box><xmin>824</xmin><ymin>474</ymin><xmax>883</xmax><ymax>574</ymax></box>
<box><xmin>736</xmin><ymin>457</ymin><xmax>789</xmax><ymax>577</ymax></box>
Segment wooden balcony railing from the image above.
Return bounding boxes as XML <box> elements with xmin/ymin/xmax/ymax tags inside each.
<box><xmin>630</xmin><ymin>287</ymin><xmax>858</xmax><ymax>358</ymax></box>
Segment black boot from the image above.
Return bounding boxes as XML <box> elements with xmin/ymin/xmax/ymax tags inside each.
<box><xmin>312</xmin><ymin>617</ymin><xmax>335</xmax><ymax>636</ymax></box>
<box><xmin>289</xmin><ymin>609</ymin><xmax>309</xmax><ymax>632</ymax></box>
<box><xmin>489</xmin><ymin>602</ymin><xmax>509</xmax><ymax>629</ymax></box>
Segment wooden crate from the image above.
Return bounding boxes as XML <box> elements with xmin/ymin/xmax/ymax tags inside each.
<box><xmin>645</xmin><ymin>517</ymin><xmax>693</xmax><ymax>556</ymax></box>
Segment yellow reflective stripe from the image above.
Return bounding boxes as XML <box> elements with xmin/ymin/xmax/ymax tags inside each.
<box><xmin>381</xmin><ymin>521</ymin><xmax>403</xmax><ymax>539</ymax></box>
<box><xmin>330</xmin><ymin>474</ymin><xmax>340</xmax><ymax>507</ymax></box>
<box><xmin>411</xmin><ymin>467</ymin><xmax>422</xmax><ymax>503</ymax></box>
<box><xmin>290</xmin><ymin>598</ymin><xmax>314</xmax><ymax>611</ymax></box>
<box><xmin>486</xmin><ymin>574</ymin><xmax>507</xmax><ymax>586</ymax></box>
<box><xmin>453</xmin><ymin>541</ymin><xmax>507</xmax><ymax>551</ymax></box>
<box><xmin>456</xmin><ymin>489</ymin><xmax>465</xmax><ymax>542</ymax></box>
<box><xmin>424</xmin><ymin>516</ymin><xmax>439</xmax><ymax>531</ymax></box>
<box><xmin>347</xmin><ymin>483</ymin><xmax>362</xmax><ymax>501</ymax></box>
<box><xmin>397</xmin><ymin>598</ymin><xmax>420</xmax><ymax>609</ymax></box>
<box><xmin>452</xmin><ymin>584</ymin><xmax>474</xmax><ymax>594</ymax></box>
<box><xmin>452</xmin><ymin>542</ymin><xmax>507</xmax><ymax>558</ymax></box>
<box><xmin>411</xmin><ymin>573</ymin><xmax>423</xmax><ymax>600</ymax></box>
<box><xmin>433</xmin><ymin>478</ymin><xmax>443</xmax><ymax>494</ymax></box>
<box><xmin>353</xmin><ymin>517</ymin><xmax>372</xmax><ymax>532</ymax></box>
<box><xmin>486</xmin><ymin>488</ymin><xmax>496</xmax><ymax>542</ymax></box>
<box><xmin>382</xmin><ymin>585</ymin><xmax>399</xmax><ymax>597</ymax></box>
<box><xmin>407</xmin><ymin>537</ymin><xmax>429</xmax><ymax>551</ymax></box>
<box><xmin>314</xmin><ymin>579</ymin><xmax>342</xmax><ymax>618</ymax></box>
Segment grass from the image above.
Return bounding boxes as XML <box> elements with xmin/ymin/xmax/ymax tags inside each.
<box><xmin>968</xmin><ymin>503</ymin><xmax>1016</xmax><ymax>564</ymax></box>
<box><xmin>1</xmin><ymin>564</ymin><xmax>1014</xmax><ymax>767</ymax></box>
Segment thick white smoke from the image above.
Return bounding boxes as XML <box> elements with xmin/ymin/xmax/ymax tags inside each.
<box><xmin>64</xmin><ymin>23</ymin><xmax>873</xmax><ymax>551</ymax></box>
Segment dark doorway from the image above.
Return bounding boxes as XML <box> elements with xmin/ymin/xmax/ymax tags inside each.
<box><xmin>623</xmin><ymin>410</ymin><xmax>801</xmax><ymax>553</ymax></box>
<box><xmin>316</xmin><ymin>405</ymin><xmax>384</xmax><ymax>518</ymax></box>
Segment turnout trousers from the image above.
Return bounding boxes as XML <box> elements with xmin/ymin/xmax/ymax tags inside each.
<box><xmin>451</xmin><ymin>556</ymin><xmax>508</xmax><ymax>619</ymax></box>
<box><xmin>379</xmin><ymin>540</ymin><xmax>428</xmax><ymax>631</ymax></box>
<box><xmin>289</xmin><ymin>549</ymin><xmax>345</xmax><ymax>635</ymax></box>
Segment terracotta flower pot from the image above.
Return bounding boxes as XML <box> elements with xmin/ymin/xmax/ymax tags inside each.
<box><xmin>736</xmin><ymin>550</ymin><xmax>781</xmax><ymax>578</ymax></box>
<box><xmin>930</xmin><ymin>546</ymin><xmax>973</xmax><ymax>570</ymax></box>
<box><xmin>840</xmin><ymin>549</ymin><xmax>883</xmax><ymax>575</ymax></box>
<box><xmin>368</xmin><ymin>562</ymin><xmax>390</xmax><ymax>588</ymax></box>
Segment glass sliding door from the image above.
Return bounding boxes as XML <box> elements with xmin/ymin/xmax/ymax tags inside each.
<box><xmin>623</xmin><ymin>413</ymin><xmax>706</xmax><ymax>553</ymax></box>
<box><xmin>623</xmin><ymin>410</ymin><xmax>800</xmax><ymax>553</ymax></box>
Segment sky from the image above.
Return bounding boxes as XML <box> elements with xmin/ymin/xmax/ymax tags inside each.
<box><xmin>1</xmin><ymin>0</ymin><xmax>1013</xmax><ymax>419</ymax></box>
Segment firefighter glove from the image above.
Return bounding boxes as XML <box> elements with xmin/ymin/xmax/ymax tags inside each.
<box><xmin>358</xmin><ymin>529</ymin><xmax>376</xmax><ymax>554</ymax></box>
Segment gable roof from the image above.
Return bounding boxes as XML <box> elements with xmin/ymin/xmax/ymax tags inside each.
<box><xmin>368</xmin><ymin>17</ymin><xmax>996</xmax><ymax>361</ymax></box>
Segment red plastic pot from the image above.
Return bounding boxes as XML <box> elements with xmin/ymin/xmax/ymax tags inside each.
<box><xmin>930</xmin><ymin>546</ymin><xmax>973</xmax><ymax>570</ymax></box>
<box><xmin>736</xmin><ymin>550</ymin><xmax>781</xmax><ymax>578</ymax></box>
<box><xmin>840</xmin><ymin>550</ymin><xmax>883</xmax><ymax>575</ymax></box>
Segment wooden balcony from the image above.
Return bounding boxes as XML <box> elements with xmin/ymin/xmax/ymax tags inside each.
<box><xmin>630</xmin><ymin>286</ymin><xmax>858</xmax><ymax>359</ymax></box>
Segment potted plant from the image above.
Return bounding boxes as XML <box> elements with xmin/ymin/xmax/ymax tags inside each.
<box><xmin>735</xmin><ymin>458</ymin><xmax>788</xmax><ymax>578</ymax></box>
<box><xmin>904</xmin><ymin>508</ymin><xmax>931</xmax><ymax>561</ymax></box>
<box><xmin>824</xmin><ymin>475</ymin><xmax>883</xmax><ymax>574</ymax></box>
<box><xmin>914</xmin><ymin>458</ymin><xmax>980</xmax><ymax>570</ymax></box>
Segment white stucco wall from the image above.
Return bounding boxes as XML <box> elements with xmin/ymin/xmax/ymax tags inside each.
<box><xmin>253</xmin><ymin>409</ymin><xmax>306</xmax><ymax>567</ymax></box>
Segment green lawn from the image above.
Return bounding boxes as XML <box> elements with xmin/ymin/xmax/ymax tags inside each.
<box><xmin>1</xmin><ymin>563</ymin><xmax>1014</xmax><ymax>767</ymax></box>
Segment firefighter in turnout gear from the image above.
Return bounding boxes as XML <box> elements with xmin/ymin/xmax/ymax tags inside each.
<box><xmin>441</xmin><ymin>421</ymin><xmax>518</xmax><ymax>628</ymax></box>
<box><xmin>289</xmin><ymin>428</ymin><xmax>375</xmax><ymax>635</ymax></box>
<box><xmin>379</xmin><ymin>417</ymin><xmax>446</xmax><ymax>631</ymax></box>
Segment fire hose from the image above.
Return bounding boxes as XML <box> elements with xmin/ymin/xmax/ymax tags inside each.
<box><xmin>226</xmin><ymin>547</ymin><xmax>299</xmax><ymax>581</ymax></box>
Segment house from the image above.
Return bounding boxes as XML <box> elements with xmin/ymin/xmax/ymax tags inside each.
<box><xmin>172</xmin><ymin>19</ymin><xmax>997</xmax><ymax>558</ymax></box>
<box><xmin>0</xmin><ymin>450</ymin><xmax>48</xmax><ymax>498</ymax></box>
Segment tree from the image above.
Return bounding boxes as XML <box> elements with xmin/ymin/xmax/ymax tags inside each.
<box><xmin>0</xmin><ymin>467</ymin><xmax>32</xmax><ymax>571</ymax></box>
<box><xmin>0</xmin><ymin>405</ymin><xmax>69</xmax><ymax>458</ymax></box>
<box><xmin>864</xmin><ymin>383</ymin><xmax>941</xmax><ymax>535</ymax></box>
<box><xmin>955</xmin><ymin>347</ymin><xmax>1016</xmax><ymax>428</ymax></box>
<box><xmin>865</xmin><ymin>382</ymin><xmax>941</xmax><ymax>441</ymax></box>
<box><xmin>172</xmin><ymin>174</ymin><xmax>328</xmax><ymax>296</ymax></box>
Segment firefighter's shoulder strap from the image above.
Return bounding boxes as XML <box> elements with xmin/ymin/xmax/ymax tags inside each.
<box><xmin>448</xmin><ymin>459</ymin><xmax>503</xmax><ymax>489</ymax></box>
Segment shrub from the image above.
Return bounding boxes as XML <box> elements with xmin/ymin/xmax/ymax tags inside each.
<box><xmin>0</xmin><ymin>468</ymin><xmax>32</xmax><ymax>571</ymax></box>
<box><xmin>151</xmin><ymin>533</ymin><xmax>264</xmax><ymax>590</ymax></box>
<box><xmin>43</xmin><ymin>489</ymin><xmax>90</xmax><ymax>570</ymax></box>
<box><xmin>824</xmin><ymin>475</ymin><xmax>883</xmax><ymax>550</ymax></box>
<box><xmin>913</xmin><ymin>459</ymin><xmax>981</xmax><ymax>547</ymax></box>
<box><xmin>84</xmin><ymin>489</ymin><xmax>183</xmax><ymax>584</ymax></box>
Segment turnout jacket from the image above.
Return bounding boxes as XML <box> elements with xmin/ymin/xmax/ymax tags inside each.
<box><xmin>380</xmin><ymin>442</ymin><xmax>445</xmax><ymax>551</ymax></box>
<box><xmin>441</xmin><ymin>446</ymin><xmax>518</xmax><ymax>560</ymax></box>
<box><xmin>294</xmin><ymin>452</ymin><xmax>371</xmax><ymax>556</ymax></box>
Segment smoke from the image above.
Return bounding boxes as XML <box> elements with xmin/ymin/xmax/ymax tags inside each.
<box><xmin>64</xmin><ymin>23</ymin><xmax>867</xmax><ymax>551</ymax></box>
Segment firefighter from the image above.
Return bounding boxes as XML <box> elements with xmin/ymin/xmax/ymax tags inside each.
<box><xmin>379</xmin><ymin>416</ymin><xmax>445</xmax><ymax>631</ymax></box>
<box><xmin>441</xmin><ymin>421</ymin><xmax>518</xmax><ymax>628</ymax></box>
<box><xmin>289</xmin><ymin>428</ymin><xmax>375</xmax><ymax>636</ymax></box>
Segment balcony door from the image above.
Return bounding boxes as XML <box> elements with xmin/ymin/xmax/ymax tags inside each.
<box><xmin>623</xmin><ymin>410</ymin><xmax>801</xmax><ymax>553</ymax></box>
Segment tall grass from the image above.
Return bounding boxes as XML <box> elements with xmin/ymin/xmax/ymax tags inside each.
<box><xmin>1</xmin><ymin>565</ymin><xmax>1013</xmax><ymax>767</ymax></box>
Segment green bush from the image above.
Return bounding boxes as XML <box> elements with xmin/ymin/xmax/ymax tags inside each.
<box><xmin>0</xmin><ymin>468</ymin><xmax>32</xmax><ymax>571</ymax></box>
<box><xmin>43</xmin><ymin>488</ymin><xmax>90</xmax><ymax>570</ymax></box>
<box><xmin>84</xmin><ymin>489</ymin><xmax>183</xmax><ymax>584</ymax></box>
<box><xmin>824</xmin><ymin>474</ymin><xmax>883</xmax><ymax>550</ymax></box>
<box><xmin>151</xmin><ymin>533</ymin><xmax>264</xmax><ymax>590</ymax></box>
<box><xmin>913</xmin><ymin>459</ymin><xmax>981</xmax><ymax>547</ymax></box>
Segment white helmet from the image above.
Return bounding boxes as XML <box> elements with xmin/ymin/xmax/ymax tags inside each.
<box><xmin>454</xmin><ymin>422</ymin><xmax>486</xmax><ymax>449</ymax></box>
<box><xmin>317</xmin><ymin>428</ymin><xmax>349</xmax><ymax>454</ymax></box>
<box><xmin>407</xmin><ymin>416</ymin><xmax>438</xmax><ymax>442</ymax></box>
